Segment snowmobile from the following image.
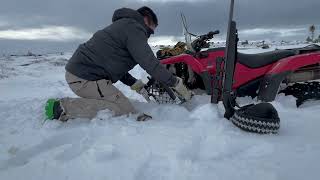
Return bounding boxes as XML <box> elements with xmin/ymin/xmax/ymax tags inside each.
<box><xmin>144</xmin><ymin>0</ymin><xmax>320</xmax><ymax>134</ymax></box>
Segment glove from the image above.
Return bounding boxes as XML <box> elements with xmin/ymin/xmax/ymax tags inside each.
<box><xmin>131</xmin><ymin>80</ymin><xmax>151</xmax><ymax>102</ymax></box>
<box><xmin>131</xmin><ymin>80</ymin><xmax>145</xmax><ymax>92</ymax></box>
<box><xmin>171</xmin><ymin>77</ymin><xmax>192</xmax><ymax>101</ymax></box>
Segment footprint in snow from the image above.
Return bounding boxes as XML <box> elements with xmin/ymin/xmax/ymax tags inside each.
<box><xmin>0</xmin><ymin>131</ymin><xmax>89</xmax><ymax>171</ymax></box>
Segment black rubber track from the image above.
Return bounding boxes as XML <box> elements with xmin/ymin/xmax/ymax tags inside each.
<box><xmin>280</xmin><ymin>82</ymin><xmax>320</xmax><ymax>106</ymax></box>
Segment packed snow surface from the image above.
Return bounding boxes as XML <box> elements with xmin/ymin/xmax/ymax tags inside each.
<box><xmin>1</xmin><ymin>45</ymin><xmax>320</xmax><ymax>180</ymax></box>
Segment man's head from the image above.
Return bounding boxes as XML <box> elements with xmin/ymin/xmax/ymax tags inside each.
<box><xmin>137</xmin><ymin>6</ymin><xmax>158</xmax><ymax>33</ymax></box>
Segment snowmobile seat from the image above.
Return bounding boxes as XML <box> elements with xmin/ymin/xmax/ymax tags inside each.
<box><xmin>238</xmin><ymin>50</ymin><xmax>296</xmax><ymax>68</ymax></box>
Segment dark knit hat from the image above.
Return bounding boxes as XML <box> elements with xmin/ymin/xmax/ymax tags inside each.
<box><xmin>137</xmin><ymin>6</ymin><xmax>158</xmax><ymax>26</ymax></box>
<box><xmin>231</xmin><ymin>103</ymin><xmax>280</xmax><ymax>134</ymax></box>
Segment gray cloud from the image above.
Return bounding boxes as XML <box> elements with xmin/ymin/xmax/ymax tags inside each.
<box><xmin>0</xmin><ymin>0</ymin><xmax>319</xmax><ymax>53</ymax></box>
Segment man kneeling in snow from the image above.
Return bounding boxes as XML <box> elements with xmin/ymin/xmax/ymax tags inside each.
<box><xmin>46</xmin><ymin>6</ymin><xmax>191</xmax><ymax>121</ymax></box>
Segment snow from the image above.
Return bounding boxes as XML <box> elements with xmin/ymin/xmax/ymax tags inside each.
<box><xmin>1</xmin><ymin>45</ymin><xmax>320</xmax><ymax>180</ymax></box>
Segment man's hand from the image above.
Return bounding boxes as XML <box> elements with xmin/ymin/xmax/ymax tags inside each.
<box><xmin>131</xmin><ymin>80</ymin><xmax>151</xmax><ymax>102</ymax></box>
<box><xmin>131</xmin><ymin>80</ymin><xmax>145</xmax><ymax>92</ymax></box>
<box><xmin>171</xmin><ymin>77</ymin><xmax>192</xmax><ymax>101</ymax></box>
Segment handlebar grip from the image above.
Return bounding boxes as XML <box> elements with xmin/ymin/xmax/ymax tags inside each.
<box><xmin>205</xmin><ymin>30</ymin><xmax>219</xmax><ymax>39</ymax></box>
<box><xmin>213</xmin><ymin>30</ymin><xmax>220</xmax><ymax>34</ymax></box>
<box><xmin>212</xmin><ymin>30</ymin><xmax>220</xmax><ymax>35</ymax></box>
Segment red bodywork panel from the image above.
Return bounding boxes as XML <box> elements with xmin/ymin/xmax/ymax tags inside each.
<box><xmin>160</xmin><ymin>49</ymin><xmax>320</xmax><ymax>89</ymax></box>
<box><xmin>267</xmin><ymin>53</ymin><xmax>320</xmax><ymax>74</ymax></box>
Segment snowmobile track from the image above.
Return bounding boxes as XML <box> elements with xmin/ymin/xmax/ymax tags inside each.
<box><xmin>280</xmin><ymin>81</ymin><xmax>320</xmax><ymax>106</ymax></box>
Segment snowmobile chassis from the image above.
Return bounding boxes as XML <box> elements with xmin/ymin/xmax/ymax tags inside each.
<box><xmin>144</xmin><ymin>0</ymin><xmax>320</xmax><ymax>133</ymax></box>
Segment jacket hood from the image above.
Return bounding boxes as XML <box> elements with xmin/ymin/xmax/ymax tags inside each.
<box><xmin>112</xmin><ymin>8</ymin><xmax>154</xmax><ymax>37</ymax></box>
<box><xmin>112</xmin><ymin>8</ymin><xmax>145</xmax><ymax>26</ymax></box>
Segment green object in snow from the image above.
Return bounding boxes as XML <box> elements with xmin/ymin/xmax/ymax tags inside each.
<box><xmin>45</xmin><ymin>99</ymin><xmax>59</xmax><ymax>120</ymax></box>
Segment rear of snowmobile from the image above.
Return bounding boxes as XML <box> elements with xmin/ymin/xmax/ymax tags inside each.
<box><xmin>256</xmin><ymin>46</ymin><xmax>320</xmax><ymax>106</ymax></box>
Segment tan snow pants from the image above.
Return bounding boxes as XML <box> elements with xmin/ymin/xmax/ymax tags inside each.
<box><xmin>60</xmin><ymin>71</ymin><xmax>137</xmax><ymax>120</ymax></box>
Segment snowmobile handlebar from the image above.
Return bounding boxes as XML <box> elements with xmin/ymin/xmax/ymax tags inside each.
<box><xmin>205</xmin><ymin>30</ymin><xmax>220</xmax><ymax>38</ymax></box>
<box><xmin>197</xmin><ymin>30</ymin><xmax>220</xmax><ymax>41</ymax></box>
<box><xmin>191</xmin><ymin>30</ymin><xmax>220</xmax><ymax>52</ymax></box>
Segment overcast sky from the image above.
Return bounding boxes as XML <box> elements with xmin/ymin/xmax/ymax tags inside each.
<box><xmin>0</xmin><ymin>0</ymin><xmax>319</xmax><ymax>54</ymax></box>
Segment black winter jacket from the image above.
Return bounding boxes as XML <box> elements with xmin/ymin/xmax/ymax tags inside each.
<box><xmin>65</xmin><ymin>8</ymin><xmax>176</xmax><ymax>86</ymax></box>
